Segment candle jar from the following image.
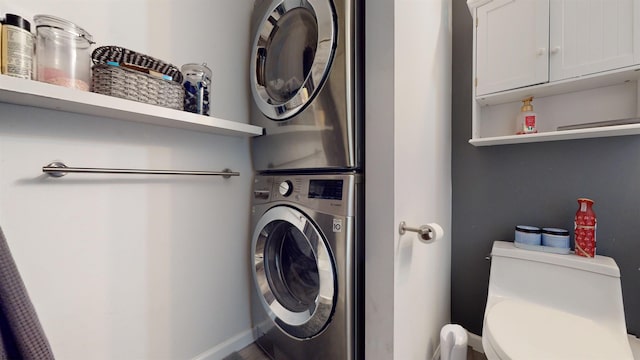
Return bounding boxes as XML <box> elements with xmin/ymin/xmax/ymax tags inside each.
<box><xmin>34</xmin><ymin>15</ymin><xmax>94</xmax><ymax>91</ymax></box>
<box><xmin>182</xmin><ymin>63</ymin><xmax>212</xmax><ymax>115</ymax></box>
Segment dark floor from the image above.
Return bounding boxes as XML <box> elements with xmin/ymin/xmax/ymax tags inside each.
<box><xmin>467</xmin><ymin>347</ymin><xmax>488</xmax><ymax>360</ymax></box>
<box><xmin>223</xmin><ymin>343</ymin><xmax>270</xmax><ymax>360</ymax></box>
<box><xmin>224</xmin><ymin>342</ymin><xmax>488</xmax><ymax>360</ymax></box>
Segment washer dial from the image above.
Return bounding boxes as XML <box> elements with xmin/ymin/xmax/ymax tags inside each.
<box><xmin>279</xmin><ymin>180</ymin><xmax>293</xmax><ymax>197</ymax></box>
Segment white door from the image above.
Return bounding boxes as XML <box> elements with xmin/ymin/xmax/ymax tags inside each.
<box><xmin>476</xmin><ymin>0</ymin><xmax>549</xmax><ymax>95</ymax></box>
<box><xmin>549</xmin><ymin>0</ymin><xmax>637</xmax><ymax>81</ymax></box>
<box><xmin>365</xmin><ymin>0</ymin><xmax>452</xmax><ymax>359</ymax></box>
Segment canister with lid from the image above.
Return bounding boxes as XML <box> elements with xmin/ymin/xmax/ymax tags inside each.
<box><xmin>182</xmin><ymin>63</ymin><xmax>212</xmax><ymax>115</ymax></box>
<box><xmin>541</xmin><ymin>228</ymin><xmax>570</xmax><ymax>249</ymax></box>
<box><xmin>1</xmin><ymin>14</ymin><xmax>34</xmax><ymax>79</ymax></box>
<box><xmin>34</xmin><ymin>15</ymin><xmax>94</xmax><ymax>91</ymax></box>
<box><xmin>514</xmin><ymin>225</ymin><xmax>542</xmax><ymax>245</ymax></box>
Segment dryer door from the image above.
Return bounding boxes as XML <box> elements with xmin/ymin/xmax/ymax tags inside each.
<box><xmin>252</xmin><ymin>205</ymin><xmax>336</xmax><ymax>339</ymax></box>
<box><xmin>251</xmin><ymin>0</ymin><xmax>336</xmax><ymax>120</ymax></box>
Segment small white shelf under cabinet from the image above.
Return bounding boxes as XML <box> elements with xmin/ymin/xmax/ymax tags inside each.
<box><xmin>470</xmin><ymin>65</ymin><xmax>640</xmax><ymax>146</ymax></box>
<box><xmin>0</xmin><ymin>75</ymin><xmax>263</xmax><ymax>137</ymax></box>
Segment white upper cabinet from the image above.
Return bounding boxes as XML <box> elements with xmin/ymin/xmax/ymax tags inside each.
<box><xmin>549</xmin><ymin>0</ymin><xmax>637</xmax><ymax>81</ymax></box>
<box><xmin>476</xmin><ymin>0</ymin><xmax>549</xmax><ymax>96</ymax></box>
<box><xmin>473</xmin><ymin>0</ymin><xmax>639</xmax><ymax>96</ymax></box>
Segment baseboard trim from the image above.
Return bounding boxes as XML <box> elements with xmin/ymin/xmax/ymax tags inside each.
<box><xmin>431</xmin><ymin>343</ymin><xmax>441</xmax><ymax>360</ymax></box>
<box><xmin>467</xmin><ymin>332</ymin><xmax>484</xmax><ymax>354</ymax></box>
<box><xmin>629</xmin><ymin>334</ymin><xmax>640</xmax><ymax>360</ymax></box>
<box><xmin>191</xmin><ymin>328</ymin><xmax>255</xmax><ymax>360</ymax></box>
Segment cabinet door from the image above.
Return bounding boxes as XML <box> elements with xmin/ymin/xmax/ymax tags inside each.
<box><xmin>549</xmin><ymin>0</ymin><xmax>636</xmax><ymax>81</ymax></box>
<box><xmin>476</xmin><ymin>0</ymin><xmax>549</xmax><ymax>96</ymax></box>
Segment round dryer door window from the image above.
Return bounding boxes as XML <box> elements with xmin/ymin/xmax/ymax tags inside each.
<box><xmin>252</xmin><ymin>206</ymin><xmax>336</xmax><ymax>339</ymax></box>
<box><xmin>251</xmin><ymin>0</ymin><xmax>336</xmax><ymax>120</ymax></box>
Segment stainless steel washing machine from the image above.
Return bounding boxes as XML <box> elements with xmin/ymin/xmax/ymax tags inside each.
<box><xmin>250</xmin><ymin>173</ymin><xmax>362</xmax><ymax>359</ymax></box>
<box><xmin>249</xmin><ymin>0</ymin><xmax>362</xmax><ymax>173</ymax></box>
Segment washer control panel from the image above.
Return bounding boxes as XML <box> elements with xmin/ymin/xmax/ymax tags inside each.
<box><xmin>252</xmin><ymin>174</ymin><xmax>358</xmax><ymax>217</ymax></box>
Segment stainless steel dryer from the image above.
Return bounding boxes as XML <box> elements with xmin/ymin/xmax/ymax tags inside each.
<box><xmin>249</xmin><ymin>0</ymin><xmax>362</xmax><ymax>172</ymax></box>
<box><xmin>250</xmin><ymin>173</ymin><xmax>362</xmax><ymax>359</ymax></box>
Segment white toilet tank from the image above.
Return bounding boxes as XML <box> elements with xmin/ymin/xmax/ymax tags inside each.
<box><xmin>486</xmin><ymin>241</ymin><xmax>628</xmax><ymax>337</ymax></box>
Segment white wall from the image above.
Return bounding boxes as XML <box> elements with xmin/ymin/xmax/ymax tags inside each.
<box><xmin>0</xmin><ymin>1</ymin><xmax>255</xmax><ymax>359</ymax></box>
<box><xmin>366</xmin><ymin>0</ymin><xmax>452</xmax><ymax>359</ymax></box>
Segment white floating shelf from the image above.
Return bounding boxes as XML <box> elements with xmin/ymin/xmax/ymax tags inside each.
<box><xmin>0</xmin><ymin>75</ymin><xmax>263</xmax><ymax>137</ymax></box>
<box><xmin>469</xmin><ymin>123</ymin><xmax>640</xmax><ymax>146</ymax></box>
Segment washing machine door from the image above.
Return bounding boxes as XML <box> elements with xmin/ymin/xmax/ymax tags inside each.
<box><xmin>251</xmin><ymin>0</ymin><xmax>336</xmax><ymax>120</ymax></box>
<box><xmin>252</xmin><ymin>205</ymin><xmax>336</xmax><ymax>339</ymax></box>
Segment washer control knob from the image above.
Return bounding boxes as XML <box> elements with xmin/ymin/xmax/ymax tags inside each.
<box><xmin>279</xmin><ymin>180</ymin><xmax>293</xmax><ymax>197</ymax></box>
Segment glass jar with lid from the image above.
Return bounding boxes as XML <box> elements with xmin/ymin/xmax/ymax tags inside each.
<box><xmin>34</xmin><ymin>15</ymin><xmax>94</xmax><ymax>91</ymax></box>
<box><xmin>181</xmin><ymin>63</ymin><xmax>212</xmax><ymax>115</ymax></box>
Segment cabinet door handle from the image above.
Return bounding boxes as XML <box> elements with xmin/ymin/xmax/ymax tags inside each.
<box><xmin>537</xmin><ymin>48</ymin><xmax>546</xmax><ymax>56</ymax></box>
<box><xmin>550</xmin><ymin>46</ymin><xmax>561</xmax><ymax>54</ymax></box>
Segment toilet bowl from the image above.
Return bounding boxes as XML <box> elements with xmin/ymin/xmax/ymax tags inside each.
<box><xmin>482</xmin><ymin>241</ymin><xmax>633</xmax><ymax>360</ymax></box>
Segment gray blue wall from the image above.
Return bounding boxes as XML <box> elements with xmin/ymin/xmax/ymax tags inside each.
<box><xmin>451</xmin><ymin>0</ymin><xmax>640</xmax><ymax>336</ymax></box>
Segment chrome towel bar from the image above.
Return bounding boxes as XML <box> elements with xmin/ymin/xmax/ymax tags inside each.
<box><xmin>42</xmin><ymin>161</ymin><xmax>239</xmax><ymax>178</ymax></box>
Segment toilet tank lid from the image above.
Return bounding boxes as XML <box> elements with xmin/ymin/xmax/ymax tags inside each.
<box><xmin>492</xmin><ymin>241</ymin><xmax>620</xmax><ymax>277</ymax></box>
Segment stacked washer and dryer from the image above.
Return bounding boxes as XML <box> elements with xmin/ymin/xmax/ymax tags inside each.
<box><xmin>248</xmin><ymin>0</ymin><xmax>363</xmax><ymax>359</ymax></box>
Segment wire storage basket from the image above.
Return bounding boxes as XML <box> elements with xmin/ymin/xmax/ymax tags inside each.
<box><xmin>91</xmin><ymin>46</ymin><xmax>184</xmax><ymax>110</ymax></box>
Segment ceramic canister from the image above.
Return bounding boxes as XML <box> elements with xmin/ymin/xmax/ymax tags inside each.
<box><xmin>542</xmin><ymin>228</ymin><xmax>570</xmax><ymax>249</ymax></box>
<box><xmin>515</xmin><ymin>225</ymin><xmax>542</xmax><ymax>245</ymax></box>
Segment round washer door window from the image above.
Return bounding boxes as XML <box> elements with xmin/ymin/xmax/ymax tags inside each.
<box><xmin>251</xmin><ymin>0</ymin><xmax>336</xmax><ymax>120</ymax></box>
<box><xmin>252</xmin><ymin>206</ymin><xmax>336</xmax><ymax>339</ymax></box>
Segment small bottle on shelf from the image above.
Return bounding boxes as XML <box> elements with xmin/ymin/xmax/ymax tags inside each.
<box><xmin>1</xmin><ymin>14</ymin><xmax>34</xmax><ymax>80</ymax></box>
<box><xmin>515</xmin><ymin>96</ymin><xmax>537</xmax><ymax>135</ymax></box>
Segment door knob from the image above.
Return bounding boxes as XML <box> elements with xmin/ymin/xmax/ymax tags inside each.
<box><xmin>550</xmin><ymin>46</ymin><xmax>561</xmax><ymax>54</ymax></box>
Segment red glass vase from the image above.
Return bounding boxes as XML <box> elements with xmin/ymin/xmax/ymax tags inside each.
<box><xmin>574</xmin><ymin>198</ymin><xmax>596</xmax><ymax>257</ymax></box>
